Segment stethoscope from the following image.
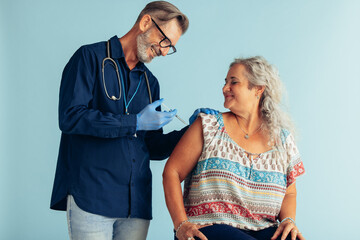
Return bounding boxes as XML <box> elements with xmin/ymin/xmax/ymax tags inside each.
<box><xmin>102</xmin><ymin>40</ymin><xmax>152</xmax><ymax>114</ymax></box>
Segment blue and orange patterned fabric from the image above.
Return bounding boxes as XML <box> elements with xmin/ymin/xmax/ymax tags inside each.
<box><xmin>183</xmin><ymin>113</ymin><xmax>305</xmax><ymax>230</ymax></box>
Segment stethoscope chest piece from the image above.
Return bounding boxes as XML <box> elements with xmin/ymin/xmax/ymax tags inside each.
<box><xmin>102</xmin><ymin>41</ymin><xmax>122</xmax><ymax>101</ymax></box>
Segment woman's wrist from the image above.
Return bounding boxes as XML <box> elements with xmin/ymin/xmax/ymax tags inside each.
<box><xmin>280</xmin><ymin>217</ymin><xmax>296</xmax><ymax>225</ymax></box>
<box><xmin>175</xmin><ymin>219</ymin><xmax>189</xmax><ymax>237</ymax></box>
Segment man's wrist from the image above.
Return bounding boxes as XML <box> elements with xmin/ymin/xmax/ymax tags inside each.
<box><xmin>136</xmin><ymin>114</ymin><xmax>139</xmax><ymax>131</ymax></box>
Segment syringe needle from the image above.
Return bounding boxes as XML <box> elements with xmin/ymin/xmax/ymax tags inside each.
<box><xmin>162</xmin><ymin>103</ymin><xmax>187</xmax><ymax>125</ymax></box>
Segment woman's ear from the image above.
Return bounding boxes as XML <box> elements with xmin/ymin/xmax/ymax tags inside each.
<box><xmin>256</xmin><ymin>85</ymin><xmax>265</xmax><ymax>97</ymax></box>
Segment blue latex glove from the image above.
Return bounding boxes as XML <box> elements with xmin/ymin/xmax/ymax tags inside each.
<box><xmin>136</xmin><ymin>99</ymin><xmax>177</xmax><ymax>131</ymax></box>
<box><xmin>189</xmin><ymin>108</ymin><xmax>219</xmax><ymax>125</ymax></box>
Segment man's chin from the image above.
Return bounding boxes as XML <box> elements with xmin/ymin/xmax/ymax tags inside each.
<box><xmin>141</xmin><ymin>58</ymin><xmax>152</xmax><ymax>64</ymax></box>
<box><xmin>138</xmin><ymin>55</ymin><xmax>153</xmax><ymax>63</ymax></box>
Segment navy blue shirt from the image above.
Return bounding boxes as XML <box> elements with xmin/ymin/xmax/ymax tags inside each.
<box><xmin>50</xmin><ymin>36</ymin><xmax>187</xmax><ymax>219</ymax></box>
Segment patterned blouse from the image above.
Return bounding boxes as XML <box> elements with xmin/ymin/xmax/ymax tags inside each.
<box><xmin>183</xmin><ymin>113</ymin><xmax>305</xmax><ymax>231</ymax></box>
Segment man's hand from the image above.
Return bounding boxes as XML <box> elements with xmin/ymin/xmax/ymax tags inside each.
<box><xmin>189</xmin><ymin>108</ymin><xmax>219</xmax><ymax>125</ymax></box>
<box><xmin>137</xmin><ymin>99</ymin><xmax>176</xmax><ymax>131</ymax></box>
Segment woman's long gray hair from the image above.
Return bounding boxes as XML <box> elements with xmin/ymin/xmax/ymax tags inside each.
<box><xmin>230</xmin><ymin>56</ymin><xmax>295</xmax><ymax>149</ymax></box>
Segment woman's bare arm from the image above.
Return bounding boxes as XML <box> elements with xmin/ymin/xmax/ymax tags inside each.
<box><xmin>272</xmin><ymin>183</ymin><xmax>305</xmax><ymax>240</ymax></box>
<box><xmin>162</xmin><ymin>117</ymin><xmax>208</xmax><ymax>240</ymax></box>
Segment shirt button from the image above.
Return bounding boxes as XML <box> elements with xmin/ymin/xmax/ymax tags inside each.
<box><xmin>132</xmin><ymin>159</ymin><xmax>136</xmax><ymax>163</ymax></box>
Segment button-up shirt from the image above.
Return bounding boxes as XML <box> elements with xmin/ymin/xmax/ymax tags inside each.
<box><xmin>50</xmin><ymin>36</ymin><xmax>187</xmax><ymax>219</ymax></box>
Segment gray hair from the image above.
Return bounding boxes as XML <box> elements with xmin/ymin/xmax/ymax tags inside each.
<box><xmin>230</xmin><ymin>56</ymin><xmax>296</xmax><ymax>149</ymax></box>
<box><xmin>135</xmin><ymin>1</ymin><xmax>189</xmax><ymax>34</ymax></box>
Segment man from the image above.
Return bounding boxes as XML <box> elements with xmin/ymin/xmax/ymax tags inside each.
<box><xmin>50</xmin><ymin>1</ymin><xmax>194</xmax><ymax>239</ymax></box>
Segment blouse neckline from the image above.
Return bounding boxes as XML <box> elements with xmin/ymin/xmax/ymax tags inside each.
<box><xmin>218</xmin><ymin>113</ymin><xmax>276</xmax><ymax>157</ymax></box>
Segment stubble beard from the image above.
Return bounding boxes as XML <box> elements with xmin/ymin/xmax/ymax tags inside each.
<box><xmin>136</xmin><ymin>30</ymin><xmax>153</xmax><ymax>63</ymax></box>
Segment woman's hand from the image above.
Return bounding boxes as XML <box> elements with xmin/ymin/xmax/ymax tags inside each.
<box><xmin>176</xmin><ymin>222</ymin><xmax>211</xmax><ymax>240</ymax></box>
<box><xmin>271</xmin><ymin>219</ymin><xmax>305</xmax><ymax>240</ymax></box>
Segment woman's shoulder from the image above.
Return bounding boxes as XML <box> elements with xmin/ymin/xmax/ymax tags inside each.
<box><xmin>198</xmin><ymin>111</ymin><xmax>223</xmax><ymax>127</ymax></box>
<box><xmin>221</xmin><ymin>111</ymin><xmax>233</xmax><ymax>119</ymax></box>
<box><xmin>279</xmin><ymin>128</ymin><xmax>297</xmax><ymax>147</ymax></box>
<box><xmin>198</xmin><ymin>111</ymin><xmax>224</xmax><ymax>119</ymax></box>
<box><xmin>280</xmin><ymin>129</ymin><xmax>290</xmax><ymax>143</ymax></box>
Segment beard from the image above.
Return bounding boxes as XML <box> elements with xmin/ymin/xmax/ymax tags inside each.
<box><xmin>136</xmin><ymin>30</ymin><xmax>154</xmax><ymax>63</ymax></box>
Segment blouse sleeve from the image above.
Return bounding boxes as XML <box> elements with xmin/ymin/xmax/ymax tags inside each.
<box><xmin>199</xmin><ymin>113</ymin><xmax>219</xmax><ymax>150</ymax></box>
<box><xmin>284</xmin><ymin>132</ymin><xmax>305</xmax><ymax>187</ymax></box>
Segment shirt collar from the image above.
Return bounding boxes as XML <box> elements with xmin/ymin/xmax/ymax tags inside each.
<box><xmin>109</xmin><ymin>35</ymin><xmax>146</xmax><ymax>71</ymax></box>
<box><xmin>109</xmin><ymin>35</ymin><xmax>124</xmax><ymax>59</ymax></box>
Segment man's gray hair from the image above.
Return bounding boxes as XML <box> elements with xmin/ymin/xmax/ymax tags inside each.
<box><xmin>230</xmin><ymin>56</ymin><xmax>296</xmax><ymax>149</ymax></box>
<box><xmin>136</xmin><ymin>1</ymin><xmax>189</xmax><ymax>34</ymax></box>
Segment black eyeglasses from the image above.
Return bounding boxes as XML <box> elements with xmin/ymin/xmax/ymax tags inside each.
<box><xmin>151</xmin><ymin>18</ymin><xmax>177</xmax><ymax>55</ymax></box>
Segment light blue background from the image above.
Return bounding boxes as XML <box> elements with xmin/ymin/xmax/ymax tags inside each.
<box><xmin>1</xmin><ymin>0</ymin><xmax>359</xmax><ymax>239</ymax></box>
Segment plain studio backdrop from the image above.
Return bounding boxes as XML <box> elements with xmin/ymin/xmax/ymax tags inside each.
<box><xmin>1</xmin><ymin>0</ymin><xmax>359</xmax><ymax>239</ymax></box>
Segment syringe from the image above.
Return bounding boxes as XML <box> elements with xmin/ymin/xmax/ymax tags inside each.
<box><xmin>161</xmin><ymin>103</ymin><xmax>187</xmax><ymax>125</ymax></box>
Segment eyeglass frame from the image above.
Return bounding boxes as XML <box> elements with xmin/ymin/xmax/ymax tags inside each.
<box><xmin>151</xmin><ymin>18</ymin><xmax>177</xmax><ymax>55</ymax></box>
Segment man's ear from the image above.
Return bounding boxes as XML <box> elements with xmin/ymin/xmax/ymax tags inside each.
<box><xmin>138</xmin><ymin>14</ymin><xmax>152</xmax><ymax>32</ymax></box>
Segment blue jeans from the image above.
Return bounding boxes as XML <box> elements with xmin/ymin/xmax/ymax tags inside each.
<box><xmin>66</xmin><ymin>195</ymin><xmax>150</xmax><ymax>240</ymax></box>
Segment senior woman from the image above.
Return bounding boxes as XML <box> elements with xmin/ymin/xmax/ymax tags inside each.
<box><xmin>163</xmin><ymin>56</ymin><xmax>305</xmax><ymax>240</ymax></box>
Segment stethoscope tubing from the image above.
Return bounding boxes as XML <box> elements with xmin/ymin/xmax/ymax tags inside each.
<box><xmin>101</xmin><ymin>40</ymin><xmax>152</xmax><ymax>105</ymax></box>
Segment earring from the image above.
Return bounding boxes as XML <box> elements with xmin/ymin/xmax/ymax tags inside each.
<box><xmin>256</xmin><ymin>95</ymin><xmax>259</xmax><ymax>99</ymax></box>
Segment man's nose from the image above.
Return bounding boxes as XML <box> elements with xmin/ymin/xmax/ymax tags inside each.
<box><xmin>160</xmin><ymin>47</ymin><xmax>169</xmax><ymax>56</ymax></box>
